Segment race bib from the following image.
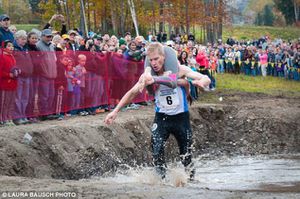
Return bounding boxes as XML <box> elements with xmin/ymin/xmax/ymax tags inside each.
<box><xmin>158</xmin><ymin>87</ymin><xmax>180</xmax><ymax>109</ymax></box>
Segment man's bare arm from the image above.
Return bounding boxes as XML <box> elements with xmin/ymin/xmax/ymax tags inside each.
<box><xmin>178</xmin><ymin>65</ymin><xmax>211</xmax><ymax>88</ymax></box>
<box><xmin>104</xmin><ymin>76</ymin><xmax>146</xmax><ymax>125</ymax></box>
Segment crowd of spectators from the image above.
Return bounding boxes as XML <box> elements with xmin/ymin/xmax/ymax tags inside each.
<box><xmin>0</xmin><ymin>13</ymin><xmax>299</xmax><ymax>126</ymax></box>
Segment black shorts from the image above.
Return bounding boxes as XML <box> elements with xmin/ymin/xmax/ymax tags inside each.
<box><xmin>151</xmin><ymin>111</ymin><xmax>193</xmax><ymax>168</ymax></box>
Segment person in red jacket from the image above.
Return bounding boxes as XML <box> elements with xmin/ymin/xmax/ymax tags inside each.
<box><xmin>0</xmin><ymin>40</ymin><xmax>19</xmax><ymax>126</ymax></box>
<box><xmin>196</xmin><ymin>47</ymin><xmax>215</xmax><ymax>91</ymax></box>
<box><xmin>196</xmin><ymin>47</ymin><xmax>210</xmax><ymax>75</ymax></box>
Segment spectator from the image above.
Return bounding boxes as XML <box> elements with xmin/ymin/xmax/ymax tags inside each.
<box><xmin>0</xmin><ymin>40</ymin><xmax>19</xmax><ymax>126</ymax></box>
<box><xmin>54</xmin><ymin>55</ymin><xmax>70</xmax><ymax>119</ymax></box>
<box><xmin>124</xmin><ymin>41</ymin><xmax>143</xmax><ymax>62</ymax></box>
<box><xmin>9</xmin><ymin>25</ymin><xmax>17</xmax><ymax>34</ymax></box>
<box><xmin>124</xmin><ymin>32</ymin><xmax>132</xmax><ymax>44</ymax></box>
<box><xmin>52</xmin><ymin>35</ymin><xmax>63</xmax><ymax>51</ymax></box>
<box><xmin>162</xmin><ymin>32</ymin><xmax>167</xmax><ymax>43</ymax></box>
<box><xmin>92</xmin><ymin>35</ymin><xmax>102</xmax><ymax>52</ymax></box>
<box><xmin>64</xmin><ymin>58</ymin><xmax>76</xmax><ymax>115</ymax></box>
<box><xmin>26</xmin><ymin>31</ymin><xmax>40</xmax><ymax>122</ymax></box>
<box><xmin>181</xmin><ymin>32</ymin><xmax>188</xmax><ymax>44</ymax></box>
<box><xmin>188</xmin><ymin>32</ymin><xmax>195</xmax><ymax>42</ymax></box>
<box><xmin>169</xmin><ymin>31</ymin><xmax>176</xmax><ymax>42</ymax></box>
<box><xmin>226</xmin><ymin>37</ymin><xmax>235</xmax><ymax>46</ymax></box>
<box><xmin>259</xmin><ymin>49</ymin><xmax>268</xmax><ymax>77</ymax></box>
<box><xmin>178</xmin><ymin>50</ymin><xmax>188</xmax><ymax>66</ymax></box>
<box><xmin>146</xmin><ymin>31</ymin><xmax>153</xmax><ymax>42</ymax></box>
<box><xmin>67</xmin><ymin>30</ymin><xmax>79</xmax><ymax>52</ymax></box>
<box><xmin>13</xmin><ymin>30</ymin><xmax>33</xmax><ymax>125</ymax></box>
<box><xmin>58</xmin><ymin>34</ymin><xmax>70</xmax><ymax>52</ymax></box>
<box><xmin>43</xmin><ymin>14</ymin><xmax>67</xmax><ymax>35</ymax></box>
<box><xmin>73</xmin><ymin>54</ymin><xmax>88</xmax><ymax>116</ymax></box>
<box><xmin>0</xmin><ymin>14</ymin><xmax>14</xmax><ymax>45</ymax></box>
<box><xmin>156</xmin><ymin>31</ymin><xmax>162</xmax><ymax>43</ymax></box>
<box><xmin>119</xmin><ymin>38</ymin><xmax>127</xmax><ymax>51</ymax></box>
<box><xmin>36</xmin><ymin>29</ymin><xmax>57</xmax><ymax>119</ymax></box>
<box><xmin>196</xmin><ymin>47</ymin><xmax>208</xmax><ymax>75</ymax></box>
<box><xmin>85</xmin><ymin>43</ymin><xmax>106</xmax><ymax>115</ymax></box>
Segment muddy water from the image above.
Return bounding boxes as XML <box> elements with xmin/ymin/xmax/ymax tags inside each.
<box><xmin>93</xmin><ymin>154</ymin><xmax>300</xmax><ymax>194</ymax></box>
<box><xmin>192</xmin><ymin>154</ymin><xmax>300</xmax><ymax>192</ymax></box>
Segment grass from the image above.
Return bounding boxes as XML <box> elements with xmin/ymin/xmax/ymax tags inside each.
<box><xmin>216</xmin><ymin>73</ymin><xmax>300</xmax><ymax>96</ymax></box>
<box><xmin>223</xmin><ymin>25</ymin><xmax>300</xmax><ymax>41</ymax></box>
<box><xmin>14</xmin><ymin>24</ymin><xmax>40</xmax><ymax>32</ymax></box>
<box><xmin>199</xmin><ymin>73</ymin><xmax>300</xmax><ymax>103</ymax></box>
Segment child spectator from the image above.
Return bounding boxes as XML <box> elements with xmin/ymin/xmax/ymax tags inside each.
<box><xmin>0</xmin><ymin>40</ymin><xmax>20</xmax><ymax>126</ymax></box>
<box><xmin>74</xmin><ymin>54</ymin><xmax>87</xmax><ymax>116</ymax></box>
<box><xmin>64</xmin><ymin>58</ymin><xmax>76</xmax><ymax>115</ymax></box>
<box><xmin>124</xmin><ymin>41</ymin><xmax>143</xmax><ymax>62</ymax></box>
<box><xmin>55</xmin><ymin>55</ymin><xmax>69</xmax><ymax>119</ymax></box>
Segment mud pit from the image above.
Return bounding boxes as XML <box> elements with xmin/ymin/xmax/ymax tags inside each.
<box><xmin>0</xmin><ymin>92</ymin><xmax>299</xmax><ymax>198</ymax></box>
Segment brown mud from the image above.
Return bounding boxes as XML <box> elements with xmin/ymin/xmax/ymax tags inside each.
<box><xmin>0</xmin><ymin>92</ymin><xmax>299</xmax><ymax>198</ymax></box>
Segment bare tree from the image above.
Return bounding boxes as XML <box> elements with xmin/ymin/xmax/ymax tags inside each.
<box><xmin>128</xmin><ymin>0</ymin><xmax>139</xmax><ymax>36</ymax></box>
<box><xmin>185</xmin><ymin>0</ymin><xmax>190</xmax><ymax>34</ymax></box>
<box><xmin>294</xmin><ymin>0</ymin><xmax>300</xmax><ymax>23</ymax></box>
<box><xmin>80</xmin><ymin>0</ymin><xmax>88</xmax><ymax>37</ymax></box>
<box><xmin>159</xmin><ymin>0</ymin><xmax>164</xmax><ymax>33</ymax></box>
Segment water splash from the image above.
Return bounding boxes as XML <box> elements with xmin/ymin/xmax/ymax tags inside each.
<box><xmin>95</xmin><ymin>164</ymin><xmax>189</xmax><ymax>187</ymax></box>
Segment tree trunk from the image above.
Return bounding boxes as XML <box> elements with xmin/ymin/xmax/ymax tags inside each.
<box><xmin>204</xmin><ymin>0</ymin><xmax>211</xmax><ymax>44</ymax></box>
<box><xmin>294</xmin><ymin>0</ymin><xmax>299</xmax><ymax>22</ymax></box>
<box><xmin>72</xmin><ymin>0</ymin><xmax>76</xmax><ymax>29</ymax></box>
<box><xmin>185</xmin><ymin>0</ymin><xmax>190</xmax><ymax>34</ymax></box>
<box><xmin>120</xmin><ymin>0</ymin><xmax>126</xmax><ymax>36</ymax></box>
<box><xmin>64</xmin><ymin>0</ymin><xmax>71</xmax><ymax>29</ymax></box>
<box><xmin>93</xmin><ymin>2</ymin><xmax>97</xmax><ymax>31</ymax></box>
<box><xmin>168</xmin><ymin>24</ymin><xmax>172</xmax><ymax>40</ymax></box>
<box><xmin>102</xmin><ymin>0</ymin><xmax>108</xmax><ymax>33</ymax></box>
<box><xmin>217</xmin><ymin>0</ymin><xmax>223</xmax><ymax>40</ymax></box>
<box><xmin>87</xmin><ymin>0</ymin><xmax>91</xmax><ymax>31</ymax></box>
<box><xmin>159</xmin><ymin>0</ymin><xmax>164</xmax><ymax>33</ymax></box>
<box><xmin>152</xmin><ymin>1</ymin><xmax>156</xmax><ymax>34</ymax></box>
<box><xmin>110</xmin><ymin>0</ymin><xmax>118</xmax><ymax>34</ymax></box>
<box><xmin>80</xmin><ymin>0</ymin><xmax>88</xmax><ymax>37</ymax></box>
<box><xmin>128</xmin><ymin>0</ymin><xmax>139</xmax><ymax>36</ymax></box>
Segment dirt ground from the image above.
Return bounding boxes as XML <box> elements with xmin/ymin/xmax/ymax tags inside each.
<box><xmin>0</xmin><ymin>91</ymin><xmax>299</xmax><ymax>198</ymax></box>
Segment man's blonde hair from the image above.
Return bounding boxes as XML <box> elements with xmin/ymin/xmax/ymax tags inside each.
<box><xmin>146</xmin><ymin>42</ymin><xmax>165</xmax><ymax>57</ymax></box>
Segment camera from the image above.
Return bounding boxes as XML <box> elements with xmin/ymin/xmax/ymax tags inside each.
<box><xmin>10</xmin><ymin>67</ymin><xmax>21</xmax><ymax>78</ymax></box>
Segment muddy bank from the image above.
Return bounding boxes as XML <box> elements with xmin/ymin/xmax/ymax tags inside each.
<box><xmin>0</xmin><ymin>93</ymin><xmax>299</xmax><ymax>181</ymax></box>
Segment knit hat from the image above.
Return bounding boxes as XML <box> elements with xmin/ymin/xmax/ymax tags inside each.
<box><xmin>93</xmin><ymin>34</ymin><xmax>102</xmax><ymax>40</ymax></box>
<box><xmin>119</xmin><ymin>38</ymin><xmax>126</xmax><ymax>46</ymax></box>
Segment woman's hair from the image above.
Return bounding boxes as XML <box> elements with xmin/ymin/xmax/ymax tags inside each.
<box><xmin>9</xmin><ymin>25</ymin><xmax>17</xmax><ymax>32</ymax></box>
<box><xmin>14</xmin><ymin>30</ymin><xmax>27</xmax><ymax>40</ymax></box>
<box><xmin>52</xmin><ymin>35</ymin><xmax>62</xmax><ymax>45</ymax></box>
<box><xmin>178</xmin><ymin>50</ymin><xmax>188</xmax><ymax>65</ymax></box>
<box><xmin>192</xmin><ymin>47</ymin><xmax>198</xmax><ymax>56</ymax></box>
<box><xmin>27</xmin><ymin>31</ymin><xmax>38</xmax><ymax>40</ymax></box>
<box><xmin>179</xmin><ymin>50</ymin><xmax>188</xmax><ymax>59</ymax></box>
